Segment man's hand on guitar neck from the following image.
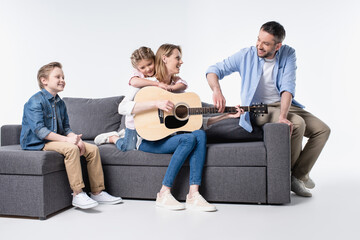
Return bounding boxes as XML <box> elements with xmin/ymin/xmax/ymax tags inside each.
<box><xmin>213</xmin><ymin>90</ymin><xmax>226</xmax><ymax>113</ymax></box>
<box><xmin>207</xmin><ymin>73</ymin><xmax>226</xmax><ymax>112</ymax></box>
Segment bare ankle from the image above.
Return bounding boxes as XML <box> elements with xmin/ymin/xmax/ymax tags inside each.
<box><xmin>109</xmin><ymin>136</ymin><xmax>119</xmax><ymax>144</ymax></box>
<box><xmin>188</xmin><ymin>185</ymin><xmax>200</xmax><ymax>198</ymax></box>
<box><xmin>73</xmin><ymin>190</ymin><xmax>82</xmax><ymax>196</ymax></box>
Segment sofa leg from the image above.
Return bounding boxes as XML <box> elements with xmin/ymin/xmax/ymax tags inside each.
<box><xmin>39</xmin><ymin>217</ymin><xmax>46</xmax><ymax>221</ymax></box>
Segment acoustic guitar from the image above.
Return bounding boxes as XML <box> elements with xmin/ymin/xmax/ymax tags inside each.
<box><xmin>134</xmin><ymin>86</ymin><xmax>268</xmax><ymax>141</ymax></box>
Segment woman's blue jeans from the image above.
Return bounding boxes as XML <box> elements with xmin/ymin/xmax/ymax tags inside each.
<box><xmin>139</xmin><ymin>130</ymin><xmax>207</xmax><ymax>188</ymax></box>
<box><xmin>115</xmin><ymin>128</ymin><xmax>137</xmax><ymax>151</ymax></box>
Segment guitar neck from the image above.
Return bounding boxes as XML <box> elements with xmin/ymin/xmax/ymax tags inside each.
<box><xmin>189</xmin><ymin>106</ymin><xmax>249</xmax><ymax>115</ymax></box>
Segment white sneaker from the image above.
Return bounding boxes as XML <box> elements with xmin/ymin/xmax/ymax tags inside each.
<box><xmin>156</xmin><ymin>190</ymin><xmax>185</xmax><ymax>210</ymax></box>
<box><xmin>72</xmin><ymin>192</ymin><xmax>98</xmax><ymax>209</ymax></box>
<box><xmin>186</xmin><ymin>192</ymin><xmax>217</xmax><ymax>212</ymax></box>
<box><xmin>291</xmin><ymin>176</ymin><xmax>312</xmax><ymax>197</ymax></box>
<box><xmin>90</xmin><ymin>191</ymin><xmax>122</xmax><ymax>204</ymax></box>
<box><xmin>94</xmin><ymin>131</ymin><xmax>119</xmax><ymax>145</ymax></box>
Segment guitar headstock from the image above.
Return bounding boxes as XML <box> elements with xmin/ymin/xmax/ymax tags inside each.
<box><xmin>250</xmin><ymin>103</ymin><xmax>268</xmax><ymax>116</ymax></box>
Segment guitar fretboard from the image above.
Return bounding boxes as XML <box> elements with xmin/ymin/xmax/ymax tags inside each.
<box><xmin>188</xmin><ymin>106</ymin><xmax>249</xmax><ymax>115</ymax></box>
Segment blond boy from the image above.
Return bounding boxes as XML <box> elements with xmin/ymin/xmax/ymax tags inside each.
<box><xmin>20</xmin><ymin>62</ymin><xmax>122</xmax><ymax>209</ymax></box>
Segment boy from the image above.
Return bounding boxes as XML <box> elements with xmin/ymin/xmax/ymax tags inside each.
<box><xmin>20</xmin><ymin>62</ymin><xmax>122</xmax><ymax>209</ymax></box>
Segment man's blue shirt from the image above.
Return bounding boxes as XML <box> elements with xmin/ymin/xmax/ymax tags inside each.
<box><xmin>206</xmin><ymin>45</ymin><xmax>304</xmax><ymax>132</ymax></box>
<box><xmin>20</xmin><ymin>89</ymin><xmax>72</xmax><ymax>150</ymax></box>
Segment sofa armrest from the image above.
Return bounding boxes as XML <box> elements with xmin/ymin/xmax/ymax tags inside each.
<box><xmin>263</xmin><ymin>123</ymin><xmax>291</xmax><ymax>204</ymax></box>
<box><xmin>1</xmin><ymin>125</ymin><xmax>22</xmax><ymax>146</ymax></box>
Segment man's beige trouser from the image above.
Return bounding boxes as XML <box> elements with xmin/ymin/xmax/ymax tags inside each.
<box><xmin>254</xmin><ymin>103</ymin><xmax>331</xmax><ymax>180</ymax></box>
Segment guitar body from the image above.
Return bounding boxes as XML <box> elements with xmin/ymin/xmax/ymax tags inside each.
<box><xmin>134</xmin><ymin>86</ymin><xmax>203</xmax><ymax>141</ymax></box>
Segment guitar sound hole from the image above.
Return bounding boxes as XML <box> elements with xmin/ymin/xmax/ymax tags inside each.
<box><xmin>175</xmin><ymin>105</ymin><xmax>188</xmax><ymax>120</ymax></box>
<box><xmin>165</xmin><ymin>116</ymin><xmax>188</xmax><ymax>129</ymax></box>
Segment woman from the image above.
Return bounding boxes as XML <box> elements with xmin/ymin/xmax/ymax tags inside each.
<box><xmin>96</xmin><ymin>44</ymin><xmax>243</xmax><ymax>211</ymax></box>
<box><xmin>135</xmin><ymin>44</ymin><xmax>244</xmax><ymax>211</ymax></box>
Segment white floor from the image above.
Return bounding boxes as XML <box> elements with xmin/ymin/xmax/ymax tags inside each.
<box><xmin>1</xmin><ymin>161</ymin><xmax>359</xmax><ymax>240</ymax></box>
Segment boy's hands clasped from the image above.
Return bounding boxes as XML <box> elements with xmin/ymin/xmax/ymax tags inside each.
<box><xmin>77</xmin><ymin>140</ymin><xmax>86</xmax><ymax>156</ymax></box>
<box><xmin>67</xmin><ymin>133</ymin><xmax>82</xmax><ymax>145</ymax></box>
<box><xmin>67</xmin><ymin>133</ymin><xmax>85</xmax><ymax>156</ymax></box>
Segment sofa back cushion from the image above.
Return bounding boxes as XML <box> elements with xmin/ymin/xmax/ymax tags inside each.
<box><xmin>63</xmin><ymin>96</ymin><xmax>124</xmax><ymax>140</ymax></box>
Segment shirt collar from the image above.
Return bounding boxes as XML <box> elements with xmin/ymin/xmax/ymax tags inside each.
<box><xmin>41</xmin><ymin>89</ymin><xmax>61</xmax><ymax>102</ymax></box>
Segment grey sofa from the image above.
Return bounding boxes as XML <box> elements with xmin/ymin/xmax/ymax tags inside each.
<box><xmin>0</xmin><ymin>96</ymin><xmax>290</xmax><ymax>220</ymax></box>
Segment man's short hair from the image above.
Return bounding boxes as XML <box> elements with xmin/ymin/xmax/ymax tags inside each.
<box><xmin>261</xmin><ymin>21</ymin><xmax>286</xmax><ymax>43</ymax></box>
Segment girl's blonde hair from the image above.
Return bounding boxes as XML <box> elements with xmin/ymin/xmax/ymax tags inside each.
<box><xmin>37</xmin><ymin>62</ymin><xmax>62</xmax><ymax>90</ymax></box>
<box><xmin>130</xmin><ymin>46</ymin><xmax>155</xmax><ymax>69</ymax></box>
<box><xmin>155</xmin><ymin>44</ymin><xmax>182</xmax><ymax>83</ymax></box>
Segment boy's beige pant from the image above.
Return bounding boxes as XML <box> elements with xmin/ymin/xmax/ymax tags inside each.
<box><xmin>254</xmin><ymin>103</ymin><xmax>331</xmax><ymax>180</ymax></box>
<box><xmin>43</xmin><ymin>141</ymin><xmax>105</xmax><ymax>193</ymax></box>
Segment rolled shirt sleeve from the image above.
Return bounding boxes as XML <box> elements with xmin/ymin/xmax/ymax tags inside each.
<box><xmin>206</xmin><ymin>49</ymin><xmax>245</xmax><ymax>80</ymax></box>
<box><xmin>25</xmin><ymin>98</ymin><xmax>51</xmax><ymax>140</ymax></box>
<box><xmin>278</xmin><ymin>47</ymin><xmax>297</xmax><ymax>97</ymax></box>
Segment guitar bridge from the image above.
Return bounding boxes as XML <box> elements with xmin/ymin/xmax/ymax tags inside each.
<box><xmin>158</xmin><ymin>109</ymin><xmax>164</xmax><ymax>124</ymax></box>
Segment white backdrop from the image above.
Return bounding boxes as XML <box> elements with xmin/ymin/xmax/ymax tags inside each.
<box><xmin>1</xmin><ymin>0</ymin><xmax>359</xmax><ymax>175</ymax></box>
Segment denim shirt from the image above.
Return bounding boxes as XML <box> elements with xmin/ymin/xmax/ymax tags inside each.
<box><xmin>20</xmin><ymin>89</ymin><xmax>72</xmax><ymax>150</ymax></box>
<box><xmin>206</xmin><ymin>45</ymin><xmax>304</xmax><ymax>132</ymax></box>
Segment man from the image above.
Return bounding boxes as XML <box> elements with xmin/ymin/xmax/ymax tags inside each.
<box><xmin>206</xmin><ymin>21</ymin><xmax>330</xmax><ymax>197</ymax></box>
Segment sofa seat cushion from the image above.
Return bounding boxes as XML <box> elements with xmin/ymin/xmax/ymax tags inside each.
<box><xmin>98</xmin><ymin>141</ymin><xmax>266</xmax><ymax>167</ymax></box>
<box><xmin>206</xmin><ymin>142</ymin><xmax>266</xmax><ymax>166</ymax></box>
<box><xmin>98</xmin><ymin>144</ymin><xmax>172</xmax><ymax>166</ymax></box>
<box><xmin>0</xmin><ymin>145</ymin><xmax>65</xmax><ymax>175</ymax></box>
